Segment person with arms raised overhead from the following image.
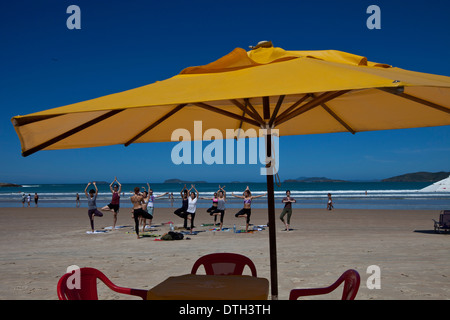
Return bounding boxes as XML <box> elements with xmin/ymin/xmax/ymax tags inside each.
<box><xmin>101</xmin><ymin>177</ymin><xmax>122</xmax><ymax>230</ymax></box>
<box><xmin>85</xmin><ymin>182</ymin><xmax>103</xmax><ymax>233</ymax></box>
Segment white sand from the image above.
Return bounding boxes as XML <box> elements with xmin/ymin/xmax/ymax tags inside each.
<box><xmin>0</xmin><ymin>207</ymin><xmax>448</xmax><ymax>300</ymax></box>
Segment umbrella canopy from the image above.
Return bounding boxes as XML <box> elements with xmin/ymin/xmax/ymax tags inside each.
<box><xmin>12</xmin><ymin>44</ymin><xmax>450</xmax><ymax>156</ymax></box>
<box><xmin>11</xmin><ymin>42</ymin><xmax>450</xmax><ymax>300</ymax></box>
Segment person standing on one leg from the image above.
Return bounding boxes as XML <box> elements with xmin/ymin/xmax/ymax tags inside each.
<box><xmin>232</xmin><ymin>186</ymin><xmax>266</xmax><ymax>233</ymax></box>
<box><xmin>85</xmin><ymin>182</ymin><xmax>103</xmax><ymax>233</ymax></box>
<box><xmin>201</xmin><ymin>192</ymin><xmax>219</xmax><ymax>225</ymax></box>
<box><xmin>101</xmin><ymin>177</ymin><xmax>122</xmax><ymax>230</ymax></box>
<box><xmin>141</xmin><ymin>182</ymin><xmax>168</xmax><ymax>231</ymax></box>
<box><xmin>186</xmin><ymin>185</ymin><xmax>199</xmax><ymax>234</ymax></box>
<box><xmin>130</xmin><ymin>187</ymin><xmax>153</xmax><ymax>239</ymax></box>
<box><xmin>280</xmin><ymin>190</ymin><xmax>296</xmax><ymax>231</ymax></box>
<box><xmin>210</xmin><ymin>185</ymin><xmax>226</xmax><ymax>230</ymax></box>
<box><xmin>174</xmin><ymin>185</ymin><xmax>189</xmax><ymax>228</ymax></box>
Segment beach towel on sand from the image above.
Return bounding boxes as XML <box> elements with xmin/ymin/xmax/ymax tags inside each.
<box><xmin>86</xmin><ymin>230</ymin><xmax>108</xmax><ymax>234</ymax></box>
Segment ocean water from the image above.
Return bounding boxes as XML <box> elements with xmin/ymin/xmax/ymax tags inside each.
<box><xmin>1</xmin><ymin>181</ymin><xmax>449</xmax><ymax>210</ymax></box>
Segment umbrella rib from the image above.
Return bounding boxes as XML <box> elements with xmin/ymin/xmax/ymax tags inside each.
<box><xmin>193</xmin><ymin>102</ymin><xmax>261</xmax><ymax>127</ymax></box>
<box><xmin>245</xmin><ymin>99</ymin><xmax>265</xmax><ymax>124</ymax></box>
<box><xmin>378</xmin><ymin>88</ymin><xmax>450</xmax><ymax>115</ymax></box>
<box><xmin>274</xmin><ymin>94</ymin><xmax>311</xmax><ymax>122</ymax></box>
<box><xmin>311</xmin><ymin>93</ymin><xmax>356</xmax><ymax>134</ymax></box>
<box><xmin>22</xmin><ymin>109</ymin><xmax>124</xmax><ymax>157</ymax></box>
<box><xmin>269</xmin><ymin>95</ymin><xmax>285</xmax><ymax>127</ymax></box>
<box><xmin>124</xmin><ymin>104</ymin><xmax>187</xmax><ymax>146</ymax></box>
<box><xmin>235</xmin><ymin>99</ymin><xmax>249</xmax><ymax>140</ymax></box>
<box><xmin>276</xmin><ymin>90</ymin><xmax>351</xmax><ymax>126</ymax></box>
<box><xmin>320</xmin><ymin>102</ymin><xmax>356</xmax><ymax>134</ymax></box>
<box><xmin>230</xmin><ymin>99</ymin><xmax>265</xmax><ymax>125</ymax></box>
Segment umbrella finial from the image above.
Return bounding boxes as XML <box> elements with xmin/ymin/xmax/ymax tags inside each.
<box><xmin>249</xmin><ymin>40</ymin><xmax>273</xmax><ymax>50</ymax></box>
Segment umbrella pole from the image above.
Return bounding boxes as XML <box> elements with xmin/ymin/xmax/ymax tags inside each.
<box><xmin>265</xmin><ymin>132</ymin><xmax>278</xmax><ymax>300</ymax></box>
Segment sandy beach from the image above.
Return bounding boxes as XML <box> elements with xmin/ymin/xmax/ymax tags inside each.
<box><xmin>0</xmin><ymin>206</ymin><xmax>448</xmax><ymax>300</ymax></box>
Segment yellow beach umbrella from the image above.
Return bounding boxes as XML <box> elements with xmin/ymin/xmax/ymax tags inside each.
<box><xmin>11</xmin><ymin>41</ymin><xmax>450</xmax><ymax>299</ymax></box>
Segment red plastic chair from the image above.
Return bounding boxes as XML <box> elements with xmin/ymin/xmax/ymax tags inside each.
<box><xmin>289</xmin><ymin>269</ymin><xmax>360</xmax><ymax>300</ymax></box>
<box><xmin>191</xmin><ymin>253</ymin><xmax>258</xmax><ymax>277</ymax></box>
<box><xmin>57</xmin><ymin>267</ymin><xmax>148</xmax><ymax>300</ymax></box>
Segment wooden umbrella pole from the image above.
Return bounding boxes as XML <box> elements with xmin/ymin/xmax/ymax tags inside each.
<box><xmin>265</xmin><ymin>130</ymin><xmax>278</xmax><ymax>300</ymax></box>
<box><xmin>263</xmin><ymin>94</ymin><xmax>278</xmax><ymax>300</ymax></box>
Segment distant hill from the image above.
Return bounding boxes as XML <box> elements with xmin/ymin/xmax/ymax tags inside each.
<box><xmin>382</xmin><ymin>171</ymin><xmax>450</xmax><ymax>182</ymax></box>
<box><xmin>164</xmin><ymin>179</ymin><xmax>207</xmax><ymax>184</ymax></box>
<box><xmin>0</xmin><ymin>183</ymin><xmax>21</xmax><ymax>187</ymax></box>
<box><xmin>284</xmin><ymin>177</ymin><xmax>347</xmax><ymax>183</ymax></box>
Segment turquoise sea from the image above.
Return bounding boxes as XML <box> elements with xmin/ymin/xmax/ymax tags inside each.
<box><xmin>1</xmin><ymin>181</ymin><xmax>449</xmax><ymax>210</ymax></box>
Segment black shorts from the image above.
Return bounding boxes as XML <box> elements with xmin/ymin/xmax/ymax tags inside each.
<box><xmin>107</xmin><ymin>203</ymin><xmax>120</xmax><ymax>212</ymax></box>
<box><xmin>210</xmin><ymin>209</ymin><xmax>225</xmax><ymax>223</ymax></box>
<box><xmin>133</xmin><ymin>208</ymin><xmax>153</xmax><ymax>220</ymax></box>
<box><xmin>235</xmin><ymin>208</ymin><xmax>251</xmax><ymax>223</ymax></box>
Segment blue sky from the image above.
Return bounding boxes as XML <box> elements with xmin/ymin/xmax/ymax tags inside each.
<box><xmin>0</xmin><ymin>0</ymin><xmax>449</xmax><ymax>183</ymax></box>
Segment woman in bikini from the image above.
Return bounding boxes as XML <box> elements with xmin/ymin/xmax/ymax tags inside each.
<box><xmin>201</xmin><ymin>192</ymin><xmax>219</xmax><ymax>225</ymax></box>
<box><xmin>232</xmin><ymin>186</ymin><xmax>266</xmax><ymax>232</ymax></box>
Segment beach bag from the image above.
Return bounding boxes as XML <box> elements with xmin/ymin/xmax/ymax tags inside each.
<box><xmin>160</xmin><ymin>231</ymin><xmax>184</xmax><ymax>240</ymax></box>
<box><xmin>169</xmin><ymin>231</ymin><xmax>184</xmax><ymax>240</ymax></box>
<box><xmin>161</xmin><ymin>233</ymin><xmax>172</xmax><ymax>240</ymax></box>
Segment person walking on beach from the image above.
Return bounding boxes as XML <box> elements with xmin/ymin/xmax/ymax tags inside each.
<box><xmin>280</xmin><ymin>190</ymin><xmax>296</xmax><ymax>231</ymax></box>
<box><xmin>34</xmin><ymin>193</ymin><xmax>39</xmax><ymax>207</ymax></box>
<box><xmin>101</xmin><ymin>177</ymin><xmax>122</xmax><ymax>229</ymax></box>
<box><xmin>21</xmin><ymin>193</ymin><xmax>26</xmax><ymax>207</ymax></box>
<box><xmin>232</xmin><ymin>186</ymin><xmax>266</xmax><ymax>233</ymax></box>
<box><xmin>186</xmin><ymin>185</ymin><xmax>199</xmax><ymax>234</ymax></box>
<box><xmin>209</xmin><ymin>185</ymin><xmax>226</xmax><ymax>230</ymax></box>
<box><xmin>140</xmin><ymin>183</ymin><xmax>168</xmax><ymax>231</ymax></box>
<box><xmin>84</xmin><ymin>182</ymin><xmax>103</xmax><ymax>232</ymax></box>
<box><xmin>130</xmin><ymin>187</ymin><xmax>154</xmax><ymax>239</ymax></box>
<box><xmin>169</xmin><ymin>192</ymin><xmax>174</xmax><ymax>207</ymax></box>
<box><xmin>76</xmin><ymin>193</ymin><xmax>80</xmax><ymax>208</ymax></box>
<box><xmin>174</xmin><ymin>185</ymin><xmax>189</xmax><ymax>228</ymax></box>
<box><xmin>327</xmin><ymin>193</ymin><xmax>334</xmax><ymax>210</ymax></box>
<box><xmin>26</xmin><ymin>194</ymin><xmax>31</xmax><ymax>207</ymax></box>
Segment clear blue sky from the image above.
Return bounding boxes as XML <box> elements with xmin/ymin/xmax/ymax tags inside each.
<box><xmin>1</xmin><ymin>0</ymin><xmax>449</xmax><ymax>183</ymax></box>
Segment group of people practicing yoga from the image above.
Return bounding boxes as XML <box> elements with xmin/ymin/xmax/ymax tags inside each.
<box><xmin>84</xmin><ymin>178</ymin><xmax>296</xmax><ymax>238</ymax></box>
<box><xmin>84</xmin><ymin>178</ymin><xmax>168</xmax><ymax>238</ymax></box>
<box><xmin>173</xmin><ymin>184</ymin><xmax>267</xmax><ymax>233</ymax></box>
